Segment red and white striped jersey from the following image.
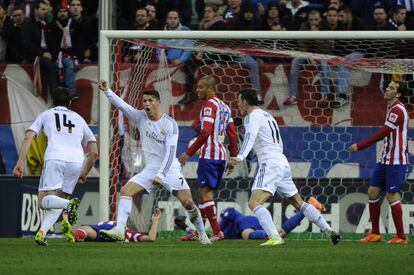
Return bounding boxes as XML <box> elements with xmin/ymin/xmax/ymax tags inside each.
<box><xmin>186</xmin><ymin>97</ymin><xmax>237</xmax><ymax>160</ymax></box>
<box><xmin>381</xmin><ymin>100</ymin><xmax>409</xmax><ymax>164</ymax></box>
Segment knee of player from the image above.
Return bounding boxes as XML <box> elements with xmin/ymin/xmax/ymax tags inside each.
<box><xmin>247</xmin><ymin>200</ymin><xmax>259</xmax><ymax>211</ymax></box>
<box><xmin>367</xmin><ymin>188</ymin><xmax>380</xmax><ymax>200</ymax></box>
<box><xmin>385</xmin><ymin>192</ymin><xmax>400</xmax><ymax>203</ymax></box>
<box><xmin>183</xmin><ymin>198</ymin><xmax>196</xmax><ymax>210</ymax></box>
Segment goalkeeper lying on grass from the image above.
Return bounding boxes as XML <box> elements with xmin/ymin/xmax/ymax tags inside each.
<box><xmin>177</xmin><ymin>197</ymin><xmax>325</xmax><ymax>240</ymax></box>
<box><xmin>61</xmin><ymin>208</ymin><xmax>161</xmax><ymax>242</ymax></box>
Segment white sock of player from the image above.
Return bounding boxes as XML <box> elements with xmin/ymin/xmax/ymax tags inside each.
<box><xmin>115</xmin><ymin>196</ymin><xmax>132</xmax><ymax>230</ymax></box>
<box><xmin>253</xmin><ymin>205</ymin><xmax>282</xmax><ymax>240</ymax></box>
<box><xmin>42</xmin><ymin>195</ymin><xmax>69</xmax><ymax>209</ymax></box>
<box><xmin>40</xmin><ymin>209</ymin><xmax>63</xmax><ymax>235</ymax></box>
<box><xmin>300</xmin><ymin>202</ymin><xmax>332</xmax><ymax>234</ymax></box>
<box><xmin>187</xmin><ymin>207</ymin><xmax>206</xmax><ymax>237</ymax></box>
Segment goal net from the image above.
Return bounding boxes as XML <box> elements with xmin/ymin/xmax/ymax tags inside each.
<box><xmin>100</xmin><ymin>31</ymin><xmax>414</xmax><ymax>238</ymax></box>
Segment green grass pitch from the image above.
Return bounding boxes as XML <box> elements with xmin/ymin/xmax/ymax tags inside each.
<box><xmin>0</xmin><ymin>237</ymin><xmax>413</xmax><ymax>275</ymax></box>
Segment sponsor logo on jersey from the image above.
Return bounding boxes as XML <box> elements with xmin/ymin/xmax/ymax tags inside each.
<box><xmin>389</xmin><ymin>113</ymin><xmax>398</xmax><ymax>123</ymax></box>
<box><xmin>204</xmin><ymin>107</ymin><xmax>212</xmax><ymax>116</ymax></box>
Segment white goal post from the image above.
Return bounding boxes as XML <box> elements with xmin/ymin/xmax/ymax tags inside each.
<box><xmin>98</xmin><ymin>30</ymin><xmax>414</xmax><ymax>222</ymax></box>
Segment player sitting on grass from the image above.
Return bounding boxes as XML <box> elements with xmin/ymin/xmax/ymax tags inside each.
<box><xmin>61</xmin><ymin>208</ymin><xmax>161</xmax><ymax>242</ymax></box>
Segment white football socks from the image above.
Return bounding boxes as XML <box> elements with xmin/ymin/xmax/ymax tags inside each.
<box><xmin>42</xmin><ymin>195</ymin><xmax>69</xmax><ymax>209</ymax></box>
<box><xmin>115</xmin><ymin>196</ymin><xmax>132</xmax><ymax>230</ymax></box>
<box><xmin>187</xmin><ymin>207</ymin><xmax>206</xmax><ymax>237</ymax></box>
<box><xmin>253</xmin><ymin>205</ymin><xmax>282</xmax><ymax>240</ymax></box>
<box><xmin>40</xmin><ymin>209</ymin><xmax>63</xmax><ymax>235</ymax></box>
<box><xmin>300</xmin><ymin>202</ymin><xmax>332</xmax><ymax>234</ymax></box>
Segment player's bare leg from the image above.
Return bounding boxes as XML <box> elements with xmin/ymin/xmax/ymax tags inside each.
<box><xmin>100</xmin><ymin>182</ymin><xmax>145</xmax><ymax>242</ymax></box>
<box><xmin>175</xmin><ymin>189</ymin><xmax>211</xmax><ymax>245</ymax></box>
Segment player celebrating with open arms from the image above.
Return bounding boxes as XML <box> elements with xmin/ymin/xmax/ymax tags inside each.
<box><xmin>178</xmin><ymin>76</ymin><xmax>238</xmax><ymax>241</ymax></box>
<box><xmin>229</xmin><ymin>88</ymin><xmax>341</xmax><ymax>246</ymax></box>
<box><xmin>13</xmin><ymin>87</ymin><xmax>98</xmax><ymax>246</ymax></box>
<box><xmin>97</xmin><ymin>80</ymin><xmax>211</xmax><ymax>245</ymax></box>
<box><xmin>349</xmin><ymin>81</ymin><xmax>409</xmax><ymax>244</ymax></box>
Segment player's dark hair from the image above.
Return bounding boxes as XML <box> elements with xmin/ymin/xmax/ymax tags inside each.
<box><xmin>239</xmin><ymin>88</ymin><xmax>259</xmax><ymax>106</ymax></box>
<box><xmin>143</xmin><ymin>89</ymin><xmax>160</xmax><ymax>100</ymax></box>
<box><xmin>52</xmin><ymin>87</ymin><xmax>71</xmax><ymax>107</ymax></box>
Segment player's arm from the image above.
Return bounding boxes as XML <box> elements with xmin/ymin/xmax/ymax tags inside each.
<box><xmin>139</xmin><ymin>208</ymin><xmax>161</xmax><ymax>242</ymax></box>
<box><xmin>97</xmin><ymin>80</ymin><xmax>143</xmax><ymax>123</ymax></box>
<box><xmin>79</xmin><ymin>124</ymin><xmax>99</xmax><ymax>183</ymax></box>
<box><xmin>226</xmin><ymin>118</ymin><xmax>238</xmax><ymax>157</ymax></box>
<box><xmin>79</xmin><ymin>141</ymin><xmax>99</xmax><ymax>183</ymax></box>
<box><xmin>155</xmin><ymin>122</ymin><xmax>179</xmax><ymax>183</ymax></box>
<box><xmin>179</xmin><ymin>104</ymin><xmax>216</xmax><ymax>165</ymax></box>
<box><xmin>235</xmin><ymin>114</ymin><xmax>259</xmax><ymax>161</ymax></box>
<box><xmin>13</xmin><ymin>130</ymin><xmax>37</xmax><ymax>178</ymax></box>
<box><xmin>349</xmin><ymin>109</ymin><xmax>403</xmax><ymax>152</ymax></box>
<box><xmin>349</xmin><ymin>125</ymin><xmax>392</xmax><ymax>152</ymax></box>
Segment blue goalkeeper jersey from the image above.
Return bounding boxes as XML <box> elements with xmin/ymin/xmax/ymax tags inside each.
<box><xmin>219</xmin><ymin>207</ymin><xmax>263</xmax><ymax>239</ymax></box>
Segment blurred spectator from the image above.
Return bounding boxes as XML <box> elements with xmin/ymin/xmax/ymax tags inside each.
<box><xmin>331</xmin><ymin>5</ymin><xmax>366</xmax><ymax>109</ymax></box>
<box><xmin>166</xmin><ymin>0</ymin><xmax>192</xmax><ymax>27</ymax></box>
<box><xmin>157</xmin><ymin>10</ymin><xmax>194</xmax><ymax>105</ymax></box>
<box><xmin>283</xmin><ymin>0</ymin><xmax>313</xmax><ymax>29</ymax></box>
<box><xmin>227</xmin><ymin>0</ymin><xmax>264</xmax><ymax>104</ymax></box>
<box><xmin>21</xmin><ymin>0</ymin><xmax>58</xmax><ymax>94</ymax></box>
<box><xmin>325</xmin><ymin>6</ymin><xmax>339</xmax><ymax>29</ymax></box>
<box><xmin>371</xmin><ymin>5</ymin><xmax>388</xmax><ymax>29</ymax></box>
<box><xmin>2</xmin><ymin>5</ymin><xmax>26</xmax><ymax>62</ymax></box>
<box><xmin>283</xmin><ymin>9</ymin><xmax>331</xmax><ymax>107</ymax></box>
<box><xmin>227</xmin><ymin>0</ymin><xmax>262</xmax><ymax>30</ymax></box>
<box><xmin>224</xmin><ymin>0</ymin><xmax>241</xmax><ymax>21</ymax></box>
<box><xmin>329</xmin><ymin>0</ymin><xmax>343</xmax><ymax>9</ymax></box>
<box><xmin>145</xmin><ymin>2</ymin><xmax>162</xmax><ymax>30</ymax></box>
<box><xmin>385</xmin><ymin>4</ymin><xmax>407</xmax><ymax>30</ymax></box>
<box><xmin>261</xmin><ymin>1</ymin><xmax>292</xmax><ymax>30</ymax></box>
<box><xmin>0</xmin><ymin>4</ymin><xmax>7</xmax><ymax>61</ymax></box>
<box><xmin>69</xmin><ymin>0</ymin><xmax>98</xmax><ymax>62</ymax></box>
<box><xmin>195</xmin><ymin>0</ymin><xmax>227</xmax><ymax>21</ymax></box>
<box><xmin>351</xmin><ymin>0</ymin><xmax>396</xmax><ymax>26</ymax></box>
<box><xmin>132</xmin><ymin>8</ymin><xmax>156</xmax><ymax>30</ymax></box>
<box><xmin>53</xmin><ymin>5</ymin><xmax>79</xmax><ymax>100</ymax></box>
<box><xmin>199</xmin><ymin>4</ymin><xmax>226</xmax><ymax>30</ymax></box>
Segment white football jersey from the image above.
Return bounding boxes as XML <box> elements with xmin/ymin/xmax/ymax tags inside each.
<box><xmin>104</xmin><ymin>89</ymin><xmax>180</xmax><ymax>180</ymax></box>
<box><xmin>237</xmin><ymin>108</ymin><xmax>284</xmax><ymax>163</ymax></box>
<box><xmin>28</xmin><ymin>107</ymin><xmax>96</xmax><ymax>163</ymax></box>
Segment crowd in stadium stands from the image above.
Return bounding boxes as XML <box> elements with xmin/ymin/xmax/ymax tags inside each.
<box><xmin>0</xmin><ymin>0</ymin><xmax>412</xmax><ymax>104</ymax></box>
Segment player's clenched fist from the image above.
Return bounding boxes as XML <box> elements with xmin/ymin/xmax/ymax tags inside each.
<box><xmin>98</xmin><ymin>79</ymin><xmax>108</xmax><ymax>91</ymax></box>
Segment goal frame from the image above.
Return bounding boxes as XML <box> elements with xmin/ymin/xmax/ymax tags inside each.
<box><xmin>98</xmin><ymin>30</ymin><xmax>414</xmax><ymax>221</ymax></box>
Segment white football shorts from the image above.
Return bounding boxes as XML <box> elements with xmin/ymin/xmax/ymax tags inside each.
<box><xmin>39</xmin><ymin>159</ymin><xmax>82</xmax><ymax>194</ymax></box>
<box><xmin>129</xmin><ymin>166</ymin><xmax>190</xmax><ymax>193</ymax></box>
<box><xmin>252</xmin><ymin>161</ymin><xmax>298</xmax><ymax>198</ymax></box>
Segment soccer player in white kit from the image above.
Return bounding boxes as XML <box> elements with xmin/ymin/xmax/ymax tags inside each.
<box><xmin>228</xmin><ymin>88</ymin><xmax>341</xmax><ymax>246</ymax></box>
<box><xmin>13</xmin><ymin>87</ymin><xmax>99</xmax><ymax>246</ymax></box>
<box><xmin>97</xmin><ymin>80</ymin><xmax>210</xmax><ymax>245</ymax></box>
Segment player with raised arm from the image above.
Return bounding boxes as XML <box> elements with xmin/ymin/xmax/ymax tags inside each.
<box><xmin>97</xmin><ymin>80</ymin><xmax>211</xmax><ymax>245</ymax></box>
<box><xmin>178</xmin><ymin>76</ymin><xmax>238</xmax><ymax>241</ymax></box>
<box><xmin>13</xmin><ymin>87</ymin><xmax>98</xmax><ymax>246</ymax></box>
<box><xmin>349</xmin><ymin>81</ymin><xmax>409</xmax><ymax>244</ymax></box>
<box><xmin>66</xmin><ymin>208</ymin><xmax>162</xmax><ymax>242</ymax></box>
<box><xmin>228</xmin><ymin>88</ymin><xmax>341</xmax><ymax>246</ymax></box>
